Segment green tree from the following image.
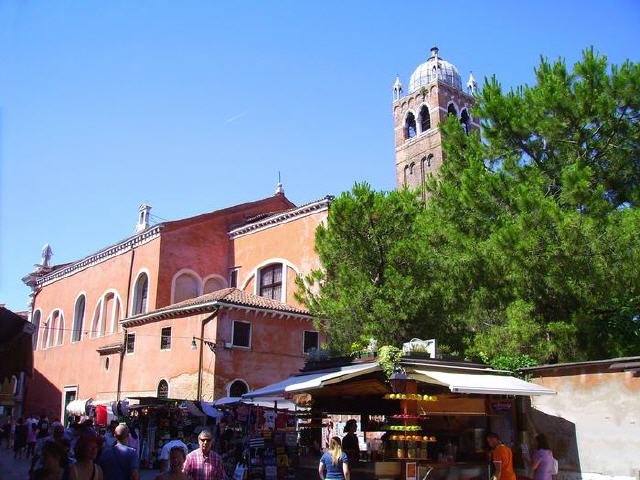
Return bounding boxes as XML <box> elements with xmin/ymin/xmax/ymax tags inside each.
<box><xmin>298</xmin><ymin>49</ymin><xmax>640</xmax><ymax>365</ymax></box>
<box><xmin>295</xmin><ymin>183</ymin><xmax>466</xmax><ymax>355</ymax></box>
<box><xmin>427</xmin><ymin>48</ymin><xmax>640</xmax><ymax>363</ymax></box>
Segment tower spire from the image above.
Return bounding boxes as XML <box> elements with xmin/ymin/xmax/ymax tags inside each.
<box><xmin>467</xmin><ymin>71</ymin><xmax>477</xmax><ymax>94</ymax></box>
<box><xmin>275</xmin><ymin>171</ymin><xmax>284</xmax><ymax>196</ymax></box>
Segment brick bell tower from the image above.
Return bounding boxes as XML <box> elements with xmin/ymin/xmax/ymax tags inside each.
<box><xmin>392</xmin><ymin>47</ymin><xmax>478</xmax><ymax>199</ymax></box>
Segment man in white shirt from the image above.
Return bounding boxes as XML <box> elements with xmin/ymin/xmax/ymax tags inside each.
<box><xmin>159</xmin><ymin>430</ymin><xmax>188</xmax><ymax>472</ymax></box>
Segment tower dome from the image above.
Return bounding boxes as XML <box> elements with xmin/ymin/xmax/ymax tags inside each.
<box><xmin>408</xmin><ymin>47</ymin><xmax>462</xmax><ymax>93</ymax></box>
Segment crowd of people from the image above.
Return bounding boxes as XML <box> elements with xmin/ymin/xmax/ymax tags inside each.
<box><xmin>1</xmin><ymin>415</ymin><xmax>226</xmax><ymax>480</ymax></box>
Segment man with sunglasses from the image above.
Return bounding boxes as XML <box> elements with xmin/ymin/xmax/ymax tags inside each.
<box><xmin>182</xmin><ymin>429</ymin><xmax>224</xmax><ymax>480</ymax></box>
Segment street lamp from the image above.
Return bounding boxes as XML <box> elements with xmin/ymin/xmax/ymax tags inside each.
<box><xmin>191</xmin><ymin>336</ymin><xmax>216</xmax><ymax>352</ymax></box>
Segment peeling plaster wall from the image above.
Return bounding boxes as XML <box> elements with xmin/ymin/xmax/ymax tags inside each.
<box><xmin>530</xmin><ymin>370</ymin><xmax>640</xmax><ymax>479</ymax></box>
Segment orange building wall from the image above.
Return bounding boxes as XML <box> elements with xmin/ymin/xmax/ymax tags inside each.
<box><xmin>28</xmin><ymin>237</ymin><xmax>162</xmax><ymax>417</ymax></box>
<box><xmin>156</xmin><ymin>195</ymin><xmax>295</xmax><ymax>307</ymax></box>
<box><xmin>233</xmin><ymin>210</ymin><xmax>327</xmax><ymax>306</ymax></box>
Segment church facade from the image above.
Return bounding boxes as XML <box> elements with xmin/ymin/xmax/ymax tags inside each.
<box><xmin>22</xmin><ymin>48</ymin><xmax>475</xmax><ymax>419</ymax></box>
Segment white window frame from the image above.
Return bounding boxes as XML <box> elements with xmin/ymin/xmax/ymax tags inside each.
<box><xmin>125</xmin><ymin>332</ymin><xmax>136</xmax><ymax>355</ymax></box>
<box><xmin>61</xmin><ymin>385</ymin><xmax>78</xmax><ymax>424</ymax></box>
<box><xmin>160</xmin><ymin>326</ymin><xmax>172</xmax><ymax>351</ymax></box>
<box><xmin>71</xmin><ymin>292</ymin><xmax>87</xmax><ymax>344</ymax></box>
<box><xmin>303</xmin><ymin>330</ymin><xmax>320</xmax><ymax>354</ymax></box>
<box><xmin>231</xmin><ymin>320</ymin><xmax>252</xmax><ymax>349</ymax></box>
<box><xmin>130</xmin><ymin>269</ymin><xmax>151</xmax><ymax>316</ymax></box>
<box><xmin>241</xmin><ymin>258</ymin><xmax>300</xmax><ymax>304</ymax></box>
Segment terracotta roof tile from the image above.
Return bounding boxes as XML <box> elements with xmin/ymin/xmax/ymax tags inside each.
<box><xmin>124</xmin><ymin>288</ymin><xmax>311</xmax><ymax>325</ymax></box>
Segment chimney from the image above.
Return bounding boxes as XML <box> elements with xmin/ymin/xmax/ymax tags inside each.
<box><xmin>136</xmin><ymin>204</ymin><xmax>152</xmax><ymax>233</ymax></box>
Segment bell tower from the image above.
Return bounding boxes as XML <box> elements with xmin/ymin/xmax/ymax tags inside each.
<box><xmin>392</xmin><ymin>47</ymin><xmax>478</xmax><ymax>199</ymax></box>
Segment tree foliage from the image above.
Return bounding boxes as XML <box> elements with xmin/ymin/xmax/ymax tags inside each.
<box><xmin>297</xmin><ymin>49</ymin><xmax>640</xmax><ymax>365</ymax></box>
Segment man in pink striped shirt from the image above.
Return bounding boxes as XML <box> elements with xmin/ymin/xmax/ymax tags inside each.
<box><xmin>182</xmin><ymin>429</ymin><xmax>224</xmax><ymax>480</ymax></box>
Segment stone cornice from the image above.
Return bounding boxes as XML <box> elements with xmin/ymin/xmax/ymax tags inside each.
<box><xmin>30</xmin><ymin>225</ymin><xmax>163</xmax><ymax>288</ymax></box>
<box><xmin>229</xmin><ymin>196</ymin><xmax>333</xmax><ymax>239</ymax></box>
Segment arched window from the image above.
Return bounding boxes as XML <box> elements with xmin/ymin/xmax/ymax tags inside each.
<box><xmin>409</xmin><ymin>162</ymin><xmax>415</xmax><ymax>175</ymax></box>
<box><xmin>405</xmin><ymin>112</ymin><xmax>417</xmax><ymax>139</ymax></box>
<box><xmin>90</xmin><ymin>299</ymin><xmax>102</xmax><ymax>338</ymax></box>
<box><xmin>419</xmin><ymin>105</ymin><xmax>431</xmax><ymax>132</ymax></box>
<box><xmin>47</xmin><ymin>310</ymin><xmax>64</xmax><ymax>347</ymax></box>
<box><xmin>228</xmin><ymin>379</ymin><xmax>249</xmax><ymax>398</ymax></box>
<box><xmin>132</xmin><ymin>273</ymin><xmax>149</xmax><ymax>315</ymax></box>
<box><xmin>203</xmin><ymin>276</ymin><xmax>225</xmax><ymax>294</ymax></box>
<box><xmin>101</xmin><ymin>292</ymin><xmax>121</xmax><ymax>335</ymax></box>
<box><xmin>403</xmin><ymin>165</ymin><xmax>409</xmax><ymax>187</ymax></box>
<box><xmin>157</xmin><ymin>379</ymin><xmax>169</xmax><ymax>399</ymax></box>
<box><xmin>72</xmin><ymin>295</ymin><xmax>86</xmax><ymax>342</ymax></box>
<box><xmin>460</xmin><ymin>109</ymin><xmax>470</xmax><ymax>135</ymax></box>
<box><xmin>420</xmin><ymin>157</ymin><xmax>426</xmax><ymax>187</ymax></box>
<box><xmin>32</xmin><ymin>310</ymin><xmax>41</xmax><ymax>351</ymax></box>
<box><xmin>447</xmin><ymin>103</ymin><xmax>458</xmax><ymax>117</ymax></box>
<box><xmin>173</xmin><ymin>272</ymin><xmax>201</xmax><ymax>303</ymax></box>
<box><xmin>259</xmin><ymin>264</ymin><xmax>283</xmax><ymax>300</ymax></box>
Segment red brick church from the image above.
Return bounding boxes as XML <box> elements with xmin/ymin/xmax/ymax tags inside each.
<box><xmin>22</xmin><ymin>47</ymin><xmax>476</xmax><ymax>419</ymax></box>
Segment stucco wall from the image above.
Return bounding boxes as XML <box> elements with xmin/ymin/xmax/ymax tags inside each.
<box><xmin>529</xmin><ymin>370</ymin><xmax>640</xmax><ymax>479</ymax></box>
<box><xmin>233</xmin><ymin>209</ymin><xmax>326</xmax><ymax>306</ymax></box>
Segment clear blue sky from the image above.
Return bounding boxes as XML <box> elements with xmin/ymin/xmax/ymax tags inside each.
<box><xmin>1</xmin><ymin>1</ymin><xmax>639</xmax><ymax>311</ymax></box>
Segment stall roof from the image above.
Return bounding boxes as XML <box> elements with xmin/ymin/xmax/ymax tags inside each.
<box><xmin>243</xmin><ymin>361</ymin><xmax>555</xmax><ymax>400</ymax></box>
<box><xmin>410</xmin><ymin>369</ymin><xmax>556</xmax><ymax>396</ymax></box>
<box><xmin>242</xmin><ymin>362</ymin><xmax>380</xmax><ymax>399</ymax></box>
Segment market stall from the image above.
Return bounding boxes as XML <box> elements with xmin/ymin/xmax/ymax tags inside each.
<box><xmin>243</xmin><ymin>356</ymin><xmax>555</xmax><ymax>480</ymax></box>
<box><xmin>128</xmin><ymin>397</ymin><xmax>212</xmax><ymax>469</ymax></box>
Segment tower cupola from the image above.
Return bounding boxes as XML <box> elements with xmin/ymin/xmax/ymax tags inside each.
<box><xmin>136</xmin><ymin>204</ymin><xmax>152</xmax><ymax>233</ymax></box>
<box><xmin>392</xmin><ymin>75</ymin><xmax>403</xmax><ymax>100</ymax></box>
<box><xmin>408</xmin><ymin>46</ymin><xmax>462</xmax><ymax>92</ymax></box>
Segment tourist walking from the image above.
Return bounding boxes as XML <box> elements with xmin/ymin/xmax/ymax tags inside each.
<box><xmin>487</xmin><ymin>432</ymin><xmax>516</xmax><ymax>480</ymax></box>
<box><xmin>98</xmin><ymin>424</ymin><xmax>139</xmax><ymax>480</ymax></box>
<box><xmin>182</xmin><ymin>429</ymin><xmax>224</xmax><ymax>480</ymax></box>
<box><xmin>69</xmin><ymin>436</ymin><xmax>104</xmax><ymax>480</ymax></box>
<box><xmin>14</xmin><ymin>417</ymin><xmax>28</xmax><ymax>459</ymax></box>
<box><xmin>159</xmin><ymin>430</ymin><xmax>188</xmax><ymax>472</ymax></box>
<box><xmin>525</xmin><ymin>433</ymin><xmax>556</xmax><ymax>480</ymax></box>
<box><xmin>31</xmin><ymin>440</ymin><xmax>71</xmax><ymax>480</ymax></box>
<box><xmin>319</xmin><ymin>436</ymin><xmax>350</xmax><ymax>480</ymax></box>
<box><xmin>155</xmin><ymin>446</ymin><xmax>190</xmax><ymax>480</ymax></box>
<box><xmin>27</xmin><ymin>423</ymin><xmax>39</xmax><ymax>457</ymax></box>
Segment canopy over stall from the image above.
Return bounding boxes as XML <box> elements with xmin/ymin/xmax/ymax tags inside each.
<box><xmin>243</xmin><ymin>359</ymin><xmax>555</xmax><ymax>407</ymax></box>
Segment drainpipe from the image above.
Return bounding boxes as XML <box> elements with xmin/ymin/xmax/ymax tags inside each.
<box><xmin>117</xmin><ymin>248</ymin><xmax>136</xmax><ymax>403</ymax></box>
<box><xmin>196</xmin><ymin>311</ymin><xmax>218</xmax><ymax>401</ymax></box>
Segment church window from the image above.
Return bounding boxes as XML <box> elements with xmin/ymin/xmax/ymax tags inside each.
<box><xmin>72</xmin><ymin>295</ymin><xmax>86</xmax><ymax>342</ymax></box>
<box><xmin>409</xmin><ymin>162</ymin><xmax>415</xmax><ymax>175</ymax></box>
<box><xmin>403</xmin><ymin>165</ymin><xmax>409</xmax><ymax>187</ymax></box>
<box><xmin>132</xmin><ymin>273</ymin><xmax>149</xmax><ymax>315</ymax></box>
<box><xmin>460</xmin><ymin>109</ymin><xmax>470</xmax><ymax>135</ymax></box>
<box><xmin>32</xmin><ymin>310</ymin><xmax>41</xmax><ymax>350</ymax></box>
<box><xmin>173</xmin><ymin>271</ymin><xmax>201</xmax><ymax>303</ymax></box>
<box><xmin>419</xmin><ymin>105</ymin><xmax>431</xmax><ymax>132</ymax></box>
<box><xmin>259</xmin><ymin>264</ymin><xmax>282</xmax><ymax>300</ymax></box>
<box><xmin>405</xmin><ymin>112</ymin><xmax>417</xmax><ymax>139</ymax></box>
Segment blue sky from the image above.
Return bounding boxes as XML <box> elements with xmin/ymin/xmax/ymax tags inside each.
<box><xmin>1</xmin><ymin>1</ymin><xmax>639</xmax><ymax>310</ymax></box>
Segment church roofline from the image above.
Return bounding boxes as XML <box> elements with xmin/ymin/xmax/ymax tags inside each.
<box><xmin>228</xmin><ymin>196</ymin><xmax>334</xmax><ymax>239</ymax></box>
<box><xmin>25</xmin><ymin>194</ymin><xmax>295</xmax><ymax>289</ymax></box>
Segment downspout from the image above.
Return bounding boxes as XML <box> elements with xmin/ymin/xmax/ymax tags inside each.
<box><xmin>117</xmin><ymin>248</ymin><xmax>136</xmax><ymax>402</ymax></box>
<box><xmin>197</xmin><ymin>310</ymin><xmax>218</xmax><ymax>401</ymax></box>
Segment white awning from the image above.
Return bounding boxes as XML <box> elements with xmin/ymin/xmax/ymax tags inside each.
<box><xmin>243</xmin><ymin>363</ymin><xmax>380</xmax><ymax>399</ymax></box>
<box><xmin>410</xmin><ymin>369</ymin><xmax>556</xmax><ymax>396</ymax></box>
<box><xmin>66</xmin><ymin>399</ymin><xmax>91</xmax><ymax>416</ymax></box>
